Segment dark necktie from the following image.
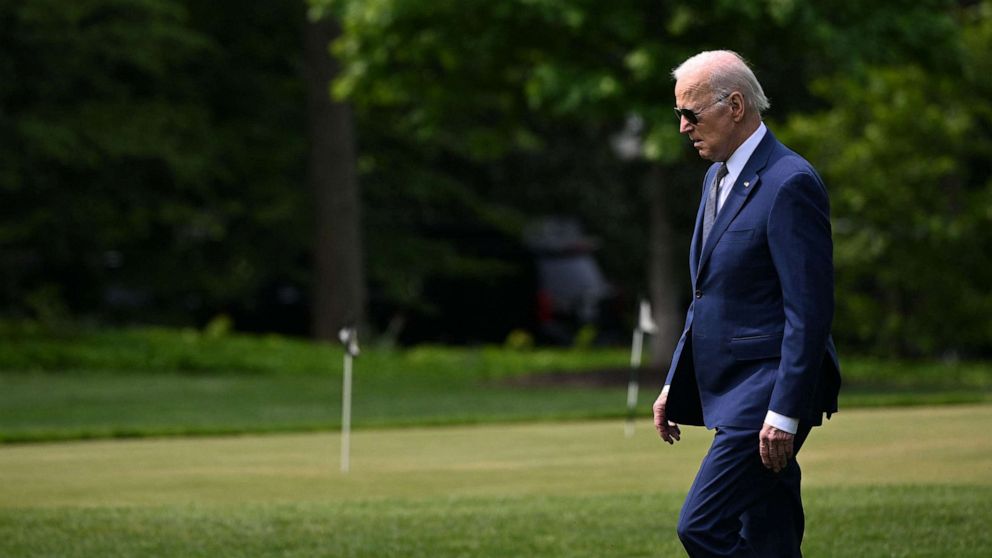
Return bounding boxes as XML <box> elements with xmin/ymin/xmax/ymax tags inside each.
<box><xmin>701</xmin><ymin>163</ymin><xmax>728</xmax><ymax>248</ymax></box>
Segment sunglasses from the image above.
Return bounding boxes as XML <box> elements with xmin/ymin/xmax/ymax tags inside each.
<box><xmin>673</xmin><ymin>95</ymin><xmax>728</xmax><ymax>125</ymax></box>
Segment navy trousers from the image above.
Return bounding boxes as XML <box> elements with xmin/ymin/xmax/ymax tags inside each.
<box><xmin>677</xmin><ymin>424</ymin><xmax>814</xmax><ymax>557</ymax></box>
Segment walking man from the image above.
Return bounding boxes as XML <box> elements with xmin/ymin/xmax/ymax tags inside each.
<box><xmin>653</xmin><ymin>50</ymin><xmax>841</xmax><ymax>557</ymax></box>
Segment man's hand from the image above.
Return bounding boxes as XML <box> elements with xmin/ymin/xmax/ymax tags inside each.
<box><xmin>653</xmin><ymin>387</ymin><xmax>681</xmax><ymax>445</ymax></box>
<box><xmin>759</xmin><ymin>422</ymin><xmax>794</xmax><ymax>473</ymax></box>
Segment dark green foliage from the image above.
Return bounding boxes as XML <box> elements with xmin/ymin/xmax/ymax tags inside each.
<box><xmin>316</xmin><ymin>0</ymin><xmax>982</xmax><ymax>353</ymax></box>
<box><xmin>0</xmin><ymin>0</ymin><xmax>308</xmax><ymax>326</ymax></box>
<box><xmin>781</xmin><ymin>2</ymin><xmax>992</xmax><ymax>356</ymax></box>
<box><xmin>2</xmin><ymin>0</ymin><xmax>989</xmax><ymax>355</ymax></box>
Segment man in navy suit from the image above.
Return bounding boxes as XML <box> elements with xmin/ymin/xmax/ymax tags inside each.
<box><xmin>652</xmin><ymin>50</ymin><xmax>841</xmax><ymax>557</ymax></box>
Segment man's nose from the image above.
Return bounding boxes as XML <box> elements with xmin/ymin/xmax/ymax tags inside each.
<box><xmin>679</xmin><ymin>116</ymin><xmax>693</xmax><ymax>134</ymax></box>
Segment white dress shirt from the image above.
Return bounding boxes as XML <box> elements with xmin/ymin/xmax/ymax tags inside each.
<box><xmin>717</xmin><ymin>122</ymin><xmax>766</xmax><ymax>213</ymax></box>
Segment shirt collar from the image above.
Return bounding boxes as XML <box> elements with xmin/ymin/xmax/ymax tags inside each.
<box><xmin>724</xmin><ymin>121</ymin><xmax>766</xmax><ymax>180</ymax></box>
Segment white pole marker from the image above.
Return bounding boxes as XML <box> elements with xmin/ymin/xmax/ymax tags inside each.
<box><xmin>626</xmin><ymin>299</ymin><xmax>659</xmax><ymax>437</ymax></box>
<box><xmin>338</xmin><ymin>327</ymin><xmax>360</xmax><ymax>473</ymax></box>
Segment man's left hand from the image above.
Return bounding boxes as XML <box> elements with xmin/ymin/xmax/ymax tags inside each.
<box><xmin>759</xmin><ymin>422</ymin><xmax>794</xmax><ymax>473</ymax></box>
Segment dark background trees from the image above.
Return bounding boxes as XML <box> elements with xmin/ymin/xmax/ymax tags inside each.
<box><xmin>2</xmin><ymin>0</ymin><xmax>990</xmax><ymax>360</ymax></box>
<box><xmin>1</xmin><ymin>0</ymin><xmax>311</xmax><ymax>332</ymax></box>
<box><xmin>305</xmin><ymin>15</ymin><xmax>364</xmax><ymax>341</ymax></box>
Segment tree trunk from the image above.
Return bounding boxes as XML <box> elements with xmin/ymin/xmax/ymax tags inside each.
<box><xmin>646</xmin><ymin>163</ymin><xmax>682</xmax><ymax>367</ymax></box>
<box><xmin>305</xmin><ymin>16</ymin><xmax>365</xmax><ymax>341</ymax></box>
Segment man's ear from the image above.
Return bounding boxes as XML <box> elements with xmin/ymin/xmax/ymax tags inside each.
<box><xmin>730</xmin><ymin>91</ymin><xmax>746</xmax><ymax>122</ymax></box>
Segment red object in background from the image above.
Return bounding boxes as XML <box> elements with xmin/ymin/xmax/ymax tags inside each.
<box><xmin>536</xmin><ymin>288</ymin><xmax>554</xmax><ymax>324</ymax></box>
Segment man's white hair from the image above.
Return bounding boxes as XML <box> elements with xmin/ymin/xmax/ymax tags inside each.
<box><xmin>672</xmin><ymin>50</ymin><xmax>770</xmax><ymax>115</ymax></box>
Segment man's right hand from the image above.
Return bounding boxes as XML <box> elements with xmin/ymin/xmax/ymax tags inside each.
<box><xmin>653</xmin><ymin>386</ymin><xmax>681</xmax><ymax>444</ymax></box>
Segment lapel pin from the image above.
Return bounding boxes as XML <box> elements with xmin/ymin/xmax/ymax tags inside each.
<box><xmin>744</xmin><ymin>181</ymin><xmax>750</xmax><ymax>188</ymax></box>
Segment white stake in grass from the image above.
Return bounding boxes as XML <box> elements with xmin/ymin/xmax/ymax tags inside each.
<box><xmin>338</xmin><ymin>327</ymin><xmax>360</xmax><ymax>473</ymax></box>
<box><xmin>626</xmin><ymin>299</ymin><xmax>658</xmax><ymax>437</ymax></box>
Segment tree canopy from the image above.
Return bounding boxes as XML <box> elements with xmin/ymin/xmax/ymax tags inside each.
<box><xmin>782</xmin><ymin>2</ymin><xmax>992</xmax><ymax>356</ymax></box>
<box><xmin>3</xmin><ymin>0</ymin><xmax>990</xmax><ymax>357</ymax></box>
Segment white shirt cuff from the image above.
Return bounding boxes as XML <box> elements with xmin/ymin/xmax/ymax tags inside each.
<box><xmin>764</xmin><ymin>410</ymin><xmax>799</xmax><ymax>434</ymax></box>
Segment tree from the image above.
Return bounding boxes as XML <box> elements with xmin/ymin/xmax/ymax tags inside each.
<box><xmin>781</xmin><ymin>1</ymin><xmax>992</xmax><ymax>357</ymax></box>
<box><xmin>313</xmin><ymin>0</ymin><xmax>694</xmax><ymax>352</ymax></box>
<box><xmin>0</xmin><ymin>0</ymin><xmax>311</xmax><ymax>329</ymax></box>
<box><xmin>310</xmin><ymin>0</ymin><xmax>964</xmax><ymax>356</ymax></box>
<box><xmin>4</xmin><ymin>0</ymin><xmax>975</xmax><ymax>358</ymax></box>
<box><xmin>305</xmin><ymin>14</ymin><xmax>365</xmax><ymax>341</ymax></box>
<box><xmin>0</xmin><ymin>0</ymin><xmax>217</xmax><ymax>321</ymax></box>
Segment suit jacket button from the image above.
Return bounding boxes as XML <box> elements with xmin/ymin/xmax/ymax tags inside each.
<box><xmin>695</xmin><ymin>290</ymin><xmax>702</xmax><ymax>299</ymax></box>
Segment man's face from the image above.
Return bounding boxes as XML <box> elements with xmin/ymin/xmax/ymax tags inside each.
<box><xmin>674</xmin><ymin>74</ymin><xmax>734</xmax><ymax>162</ymax></box>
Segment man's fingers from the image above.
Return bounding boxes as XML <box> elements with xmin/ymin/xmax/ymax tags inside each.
<box><xmin>770</xmin><ymin>439</ymin><xmax>794</xmax><ymax>472</ymax></box>
<box><xmin>654</xmin><ymin>410</ymin><xmax>671</xmax><ymax>443</ymax></box>
<box><xmin>658</xmin><ymin>425</ymin><xmax>672</xmax><ymax>444</ymax></box>
<box><xmin>653</xmin><ymin>417</ymin><xmax>679</xmax><ymax>444</ymax></box>
<box><xmin>761</xmin><ymin>440</ymin><xmax>783</xmax><ymax>471</ymax></box>
<box><xmin>770</xmin><ymin>443</ymin><xmax>783</xmax><ymax>472</ymax></box>
<box><xmin>653</xmin><ymin>391</ymin><xmax>679</xmax><ymax>445</ymax></box>
<box><xmin>759</xmin><ymin>423</ymin><xmax>796</xmax><ymax>472</ymax></box>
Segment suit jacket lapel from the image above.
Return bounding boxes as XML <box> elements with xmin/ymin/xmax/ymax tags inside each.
<box><xmin>689</xmin><ymin>165</ymin><xmax>717</xmax><ymax>281</ymax></box>
<box><xmin>695</xmin><ymin>130</ymin><xmax>779</xmax><ymax>281</ymax></box>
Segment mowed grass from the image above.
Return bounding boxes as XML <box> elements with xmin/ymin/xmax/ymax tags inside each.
<box><xmin>2</xmin><ymin>358</ymin><xmax>990</xmax><ymax>444</ymax></box>
<box><xmin>2</xmin><ymin>326</ymin><xmax>991</xmax><ymax>442</ymax></box>
<box><xmin>5</xmin><ymin>371</ymin><xmax>988</xmax><ymax>443</ymax></box>
<box><xmin>0</xmin><ymin>371</ymin><xmax>634</xmax><ymax>442</ymax></box>
<box><xmin>1</xmin><ymin>405</ymin><xmax>990</xmax><ymax>557</ymax></box>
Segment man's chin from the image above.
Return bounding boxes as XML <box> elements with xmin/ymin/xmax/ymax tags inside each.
<box><xmin>691</xmin><ymin>141</ymin><xmax>708</xmax><ymax>157</ymax></box>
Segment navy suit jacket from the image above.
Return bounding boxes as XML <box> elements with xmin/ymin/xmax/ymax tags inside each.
<box><xmin>664</xmin><ymin>129</ymin><xmax>841</xmax><ymax>430</ymax></box>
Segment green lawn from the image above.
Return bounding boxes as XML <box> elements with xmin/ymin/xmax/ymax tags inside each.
<box><xmin>3</xmin><ymin>368</ymin><xmax>989</xmax><ymax>443</ymax></box>
<box><xmin>2</xmin><ymin>327</ymin><xmax>989</xmax><ymax>555</ymax></box>
<box><xmin>1</xmin><ymin>405</ymin><xmax>990</xmax><ymax>556</ymax></box>
<box><xmin>2</xmin><ymin>327</ymin><xmax>990</xmax><ymax>443</ymax></box>
<box><xmin>0</xmin><ymin>371</ymin><xmax>637</xmax><ymax>442</ymax></box>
